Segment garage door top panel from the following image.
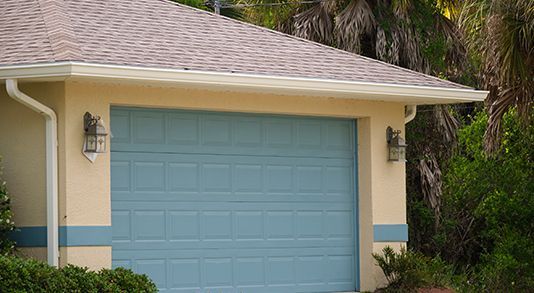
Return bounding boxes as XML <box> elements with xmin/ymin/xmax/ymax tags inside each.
<box><xmin>110</xmin><ymin>108</ymin><xmax>354</xmax><ymax>159</ymax></box>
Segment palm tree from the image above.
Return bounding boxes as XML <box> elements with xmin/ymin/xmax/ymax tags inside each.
<box><xmin>459</xmin><ymin>0</ymin><xmax>533</xmax><ymax>154</ymax></box>
<box><xmin>242</xmin><ymin>0</ymin><xmax>466</xmax><ymax>77</ymax></box>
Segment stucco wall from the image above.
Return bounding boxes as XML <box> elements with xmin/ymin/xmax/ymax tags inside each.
<box><xmin>0</xmin><ymin>80</ymin><xmax>407</xmax><ymax>290</ymax></box>
<box><xmin>0</xmin><ymin>83</ymin><xmax>66</xmax><ymax>228</ymax></box>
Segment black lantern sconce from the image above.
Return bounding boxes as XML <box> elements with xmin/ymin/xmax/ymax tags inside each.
<box><xmin>386</xmin><ymin>126</ymin><xmax>407</xmax><ymax>162</ymax></box>
<box><xmin>83</xmin><ymin>112</ymin><xmax>108</xmax><ymax>153</ymax></box>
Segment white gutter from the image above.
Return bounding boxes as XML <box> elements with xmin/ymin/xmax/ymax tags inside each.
<box><xmin>6</xmin><ymin>79</ymin><xmax>59</xmax><ymax>267</ymax></box>
<box><xmin>405</xmin><ymin>105</ymin><xmax>417</xmax><ymax>123</ymax></box>
<box><xmin>0</xmin><ymin>62</ymin><xmax>489</xmax><ymax>103</ymax></box>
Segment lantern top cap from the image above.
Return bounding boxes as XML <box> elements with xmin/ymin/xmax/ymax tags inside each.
<box><xmin>386</xmin><ymin>126</ymin><xmax>407</xmax><ymax>147</ymax></box>
<box><xmin>390</xmin><ymin>133</ymin><xmax>407</xmax><ymax>147</ymax></box>
<box><xmin>84</xmin><ymin>112</ymin><xmax>108</xmax><ymax>136</ymax></box>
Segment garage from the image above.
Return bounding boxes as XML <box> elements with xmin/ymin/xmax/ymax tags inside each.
<box><xmin>110</xmin><ymin>107</ymin><xmax>359</xmax><ymax>292</ymax></box>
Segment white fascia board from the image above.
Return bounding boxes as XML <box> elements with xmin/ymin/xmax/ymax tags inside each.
<box><xmin>0</xmin><ymin>63</ymin><xmax>72</xmax><ymax>79</ymax></box>
<box><xmin>0</xmin><ymin>62</ymin><xmax>489</xmax><ymax>103</ymax></box>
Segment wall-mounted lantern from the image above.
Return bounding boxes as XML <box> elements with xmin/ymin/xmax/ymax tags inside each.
<box><xmin>386</xmin><ymin>126</ymin><xmax>407</xmax><ymax>162</ymax></box>
<box><xmin>83</xmin><ymin>112</ymin><xmax>108</xmax><ymax>153</ymax></box>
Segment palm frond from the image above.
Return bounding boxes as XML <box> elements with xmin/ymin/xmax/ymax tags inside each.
<box><xmin>391</xmin><ymin>0</ymin><xmax>412</xmax><ymax>19</ymax></box>
<box><xmin>397</xmin><ymin>22</ymin><xmax>427</xmax><ymax>72</ymax></box>
<box><xmin>460</xmin><ymin>0</ymin><xmax>533</xmax><ymax>154</ymax></box>
<box><xmin>292</xmin><ymin>2</ymin><xmax>335</xmax><ymax>44</ymax></box>
<box><xmin>434</xmin><ymin>105</ymin><xmax>460</xmax><ymax>144</ymax></box>
<box><xmin>434</xmin><ymin>13</ymin><xmax>467</xmax><ymax>76</ymax></box>
<box><xmin>418</xmin><ymin>153</ymin><xmax>442</xmax><ymax>229</ymax></box>
<box><xmin>335</xmin><ymin>0</ymin><xmax>376</xmax><ymax>53</ymax></box>
<box><xmin>485</xmin><ymin>85</ymin><xmax>532</xmax><ymax>154</ymax></box>
<box><xmin>494</xmin><ymin>0</ymin><xmax>534</xmax><ymax>85</ymax></box>
<box><xmin>376</xmin><ymin>25</ymin><xmax>401</xmax><ymax>64</ymax></box>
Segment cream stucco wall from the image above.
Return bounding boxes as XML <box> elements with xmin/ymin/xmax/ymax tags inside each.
<box><xmin>15</xmin><ymin>247</ymin><xmax>48</xmax><ymax>262</ymax></box>
<box><xmin>0</xmin><ymin>80</ymin><xmax>407</xmax><ymax>290</ymax></box>
<box><xmin>0</xmin><ymin>83</ymin><xmax>66</xmax><ymax>227</ymax></box>
<box><xmin>14</xmin><ymin>247</ymin><xmax>110</xmax><ymax>271</ymax></box>
<box><xmin>59</xmin><ymin>246</ymin><xmax>112</xmax><ymax>270</ymax></box>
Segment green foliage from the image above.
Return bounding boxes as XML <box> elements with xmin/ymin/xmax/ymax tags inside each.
<box><xmin>405</xmin><ymin>105</ymin><xmax>465</xmax><ymax>255</ymax></box>
<box><xmin>436</xmin><ymin>109</ymin><xmax>534</xmax><ymax>290</ymax></box>
<box><xmin>406</xmin><ymin>196</ymin><xmax>436</xmax><ymax>253</ymax></box>
<box><xmin>98</xmin><ymin>267</ymin><xmax>159</xmax><ymax>292</ymax></box>
<box><xmin>411</xmin><ymin>0</ymin><xmax>448</xmax><ymax>73</ymax></box>
<box><xmin>0</xmin><ymin>256</ymin><xmax>157</xmax><ymax>293</ymax></box>
<box><xmin>0</xmin><ymin>157</ymin><xmax>15</xmax><ymax>256</ymax></box>
<box><xmin>373</xmin><ymin>246</ymin><xmax>459</xmax><ymax>292</ymax></box>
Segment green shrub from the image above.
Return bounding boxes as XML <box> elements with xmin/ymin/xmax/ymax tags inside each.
<box><xmin>60</xmin><ymin>265</ymin><xmax>101</xmax><ymax>292</ymax></box>
<box><xmin>439</xmin><ymin>110</ymin><xmax>534</xmax><ymax>291</ymax></box>
<box><xmin>98</xmin><ymin>267</ymin><xmax>159</xmax><ymax>292</ymax></box>
<box><xmin>0</xmin><ymin>256</ymin><xmax>157</xmax><ymax>293</ymax></box>
<box><xmin>0</xmin><ymin>157</ymin><xmax>15</xmax><ymax>256</ymax></box>
<box><xmin>373</xmin><ymin>246</ymin><xmax>459</xmax><ymax>292</ymax></box>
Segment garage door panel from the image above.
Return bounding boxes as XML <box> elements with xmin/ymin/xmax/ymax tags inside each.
<box><xmin>132</xmin><ymin>112</ymin><xmax>166</xmax><ymax>144</ymax></box>
<box><xmin>111</xmin><ymin>108</ymin><xmax>357</xmax><ymax>292</ymax></box>
<box><xmin>113</xmin><ymin>193</ymin><xmax>352</xmax><ymax>203</ymax></box>
<box><xmin>111</xmin><ymin>152</ymin><xmax>354</xmax><ymax>200</ymax></box>
<box><xmin>110</xmin><ymin>108</ymin><xmax>354</xmax><ymax>158</ymax></box>
<box><xmin>113</xmin><ymin>248</ymin><xmax>355</xmax><ymax>293</ymax></box>
<box><xmin>113</xmin><ymin>247</ymin><xmax>355</xmax><ymax>259</ymax></box>
<box><xmin>111</xmin><ymin>144</ymin><xmax>354</xmax><ymax>159</ymax></box>
<box><xmin>111</xmin><ymin>200</ymin><xmax>350</xmax><ymax>211</ymax></box>
<box><xmin>111</xmin><ymin>151</ymin><xmax>354</xmax><ymax>165</ymax></box>
<box><xmin>112</xmin><ymin>237</ymin><xmax>355</xmax><ymax>250</ymax></box>
<box><xmin>112</xmin><ymin>240</ymin><xmax>356</xmax><ymax>251</ymax></box>
<box><xmin>112</xmin><ymin>207</ymin><xmax>354</xmax><ymax>250</ymax></box>
<box><xmin>113</xmin><ymin>201</ymin><xmax>353</xmax><ymax>210</ymax></box>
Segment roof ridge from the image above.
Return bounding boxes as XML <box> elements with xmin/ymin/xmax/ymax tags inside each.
<box><xmin>37</xmin><ymin>0</ymin><xmax>83</xmax><ymax>61</ymax></box>
<box><xmin>159</xmin><ymin>0</ymin><xmax>470</xmax><ymax>89</ymax></box>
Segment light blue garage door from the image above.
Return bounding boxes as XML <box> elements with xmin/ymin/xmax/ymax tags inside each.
<box><xmin>111</xmin><ymin>107</ymin><xmax>358</xmax><ymax>292</ymax></box>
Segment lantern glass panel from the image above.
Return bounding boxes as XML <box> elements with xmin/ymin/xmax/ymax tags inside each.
<box><xmin>96</xmin><ymin>134</ymin><xmax>106</xmax><ymax>153</ymax></box>
<box><xmin>389</xmin><ymin>146</ymin><xmax>400</xmax><ymax>161</ymax></box>
<box><xmin>85</xmin><ymin>134</ymin><xmax>98</xmax><ymax>152</ymax></box>
<box><xmin>84</xmin><ymin>117</ymin><xmax>108</xmax><ymax>153</ymax></box>
<box><xmin>398</xmin><ymin>146</ymin><xmax>406</xmax><ymax>161</ymax></box>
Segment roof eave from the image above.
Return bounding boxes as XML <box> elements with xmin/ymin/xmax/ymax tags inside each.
<box><xmin>0</xmin><ymin>62</ymin><xmax>488</xmax><ymax>104</ymax></box>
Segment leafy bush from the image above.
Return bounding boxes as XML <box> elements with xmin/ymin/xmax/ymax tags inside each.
<box><xmin>98</xmin><ymin>267</ymin><xmax>159</xmax><ymax>292</ymax></box>
<box><xmin>438</xmin><ymin>110</ymin><xmax>534</xmax><ymax>291</ymax></box>
<box><xmin>0</xmin><ymin>256</ymin><xmax>157</xmax><ymax>293</ymax></box>
<box><xmin>373</xmin><ymin>246</ymin><xmax>459</xmax><ymax>292</ymax></box>
<box><xmin>0</xmin><ymin>157</ymin><xmax>15</xmax><ymax>256</ymax></box>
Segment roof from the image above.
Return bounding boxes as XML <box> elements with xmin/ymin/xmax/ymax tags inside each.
<box><xmin>0</xmin><ymin>0</ymin><xmax>472</xmax><ymax>91</ymax></box>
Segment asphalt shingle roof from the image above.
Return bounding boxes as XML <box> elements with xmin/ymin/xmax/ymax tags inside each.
<box><xmin>0</xmin><ymin>0</ymin><xmax>470</xmax><ymax>89</ymax></box>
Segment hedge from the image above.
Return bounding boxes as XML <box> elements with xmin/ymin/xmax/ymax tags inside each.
<box><xmin>0</xmin><ymin>157</ymin><xmax>15</xmax><ymax>256</ymax></box>
<box><xmin>0</xmin><ymin>256</ymin><xmax>157</xmax><ymax>292</ymax></box>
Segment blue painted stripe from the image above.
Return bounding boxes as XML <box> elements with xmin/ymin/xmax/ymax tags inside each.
<box><xmin>61</xmin><ymin>226</ymin><xmax>112</xmax><ymax>246</ymax></box>
<box><xmin>373</xmin><ymin>224</ymin><xmax>408</xmax><ymax>242</ymax></box>
<box><xmin>10</xmin><ymin>226</ymin><xmax>112</xmax><ymax>247</ymax></box>
<box><xmin>9</xmin><ymin>227</ymin><xmax>47</xmax><ymax>247</ymax></box>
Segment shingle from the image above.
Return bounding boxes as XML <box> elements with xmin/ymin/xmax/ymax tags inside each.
<box><xmin>0</xmin><ymin>0</ymin><xmax>470</xmax><ymax>89</ymax></box>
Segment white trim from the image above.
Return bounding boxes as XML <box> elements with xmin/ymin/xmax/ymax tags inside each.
<box><xmin>0</xmin><ymin>62</ymin><xmax>488</xmax><ymax>103</ymax></box>
<box><xmin>5</xmin><ymin>79</ymin><xmax>59</xmax><ymax>267</ymax></box>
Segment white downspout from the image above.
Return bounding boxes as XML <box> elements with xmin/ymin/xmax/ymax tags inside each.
<box><xmin>405</xmin><ymin>105</ymin><xmax>417</xmax><ymax>124</ymax></box>
<box><xmin>5</xmin><ymin>79</ymin><xmax>59</xmax><ymax>267</ymax></box>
